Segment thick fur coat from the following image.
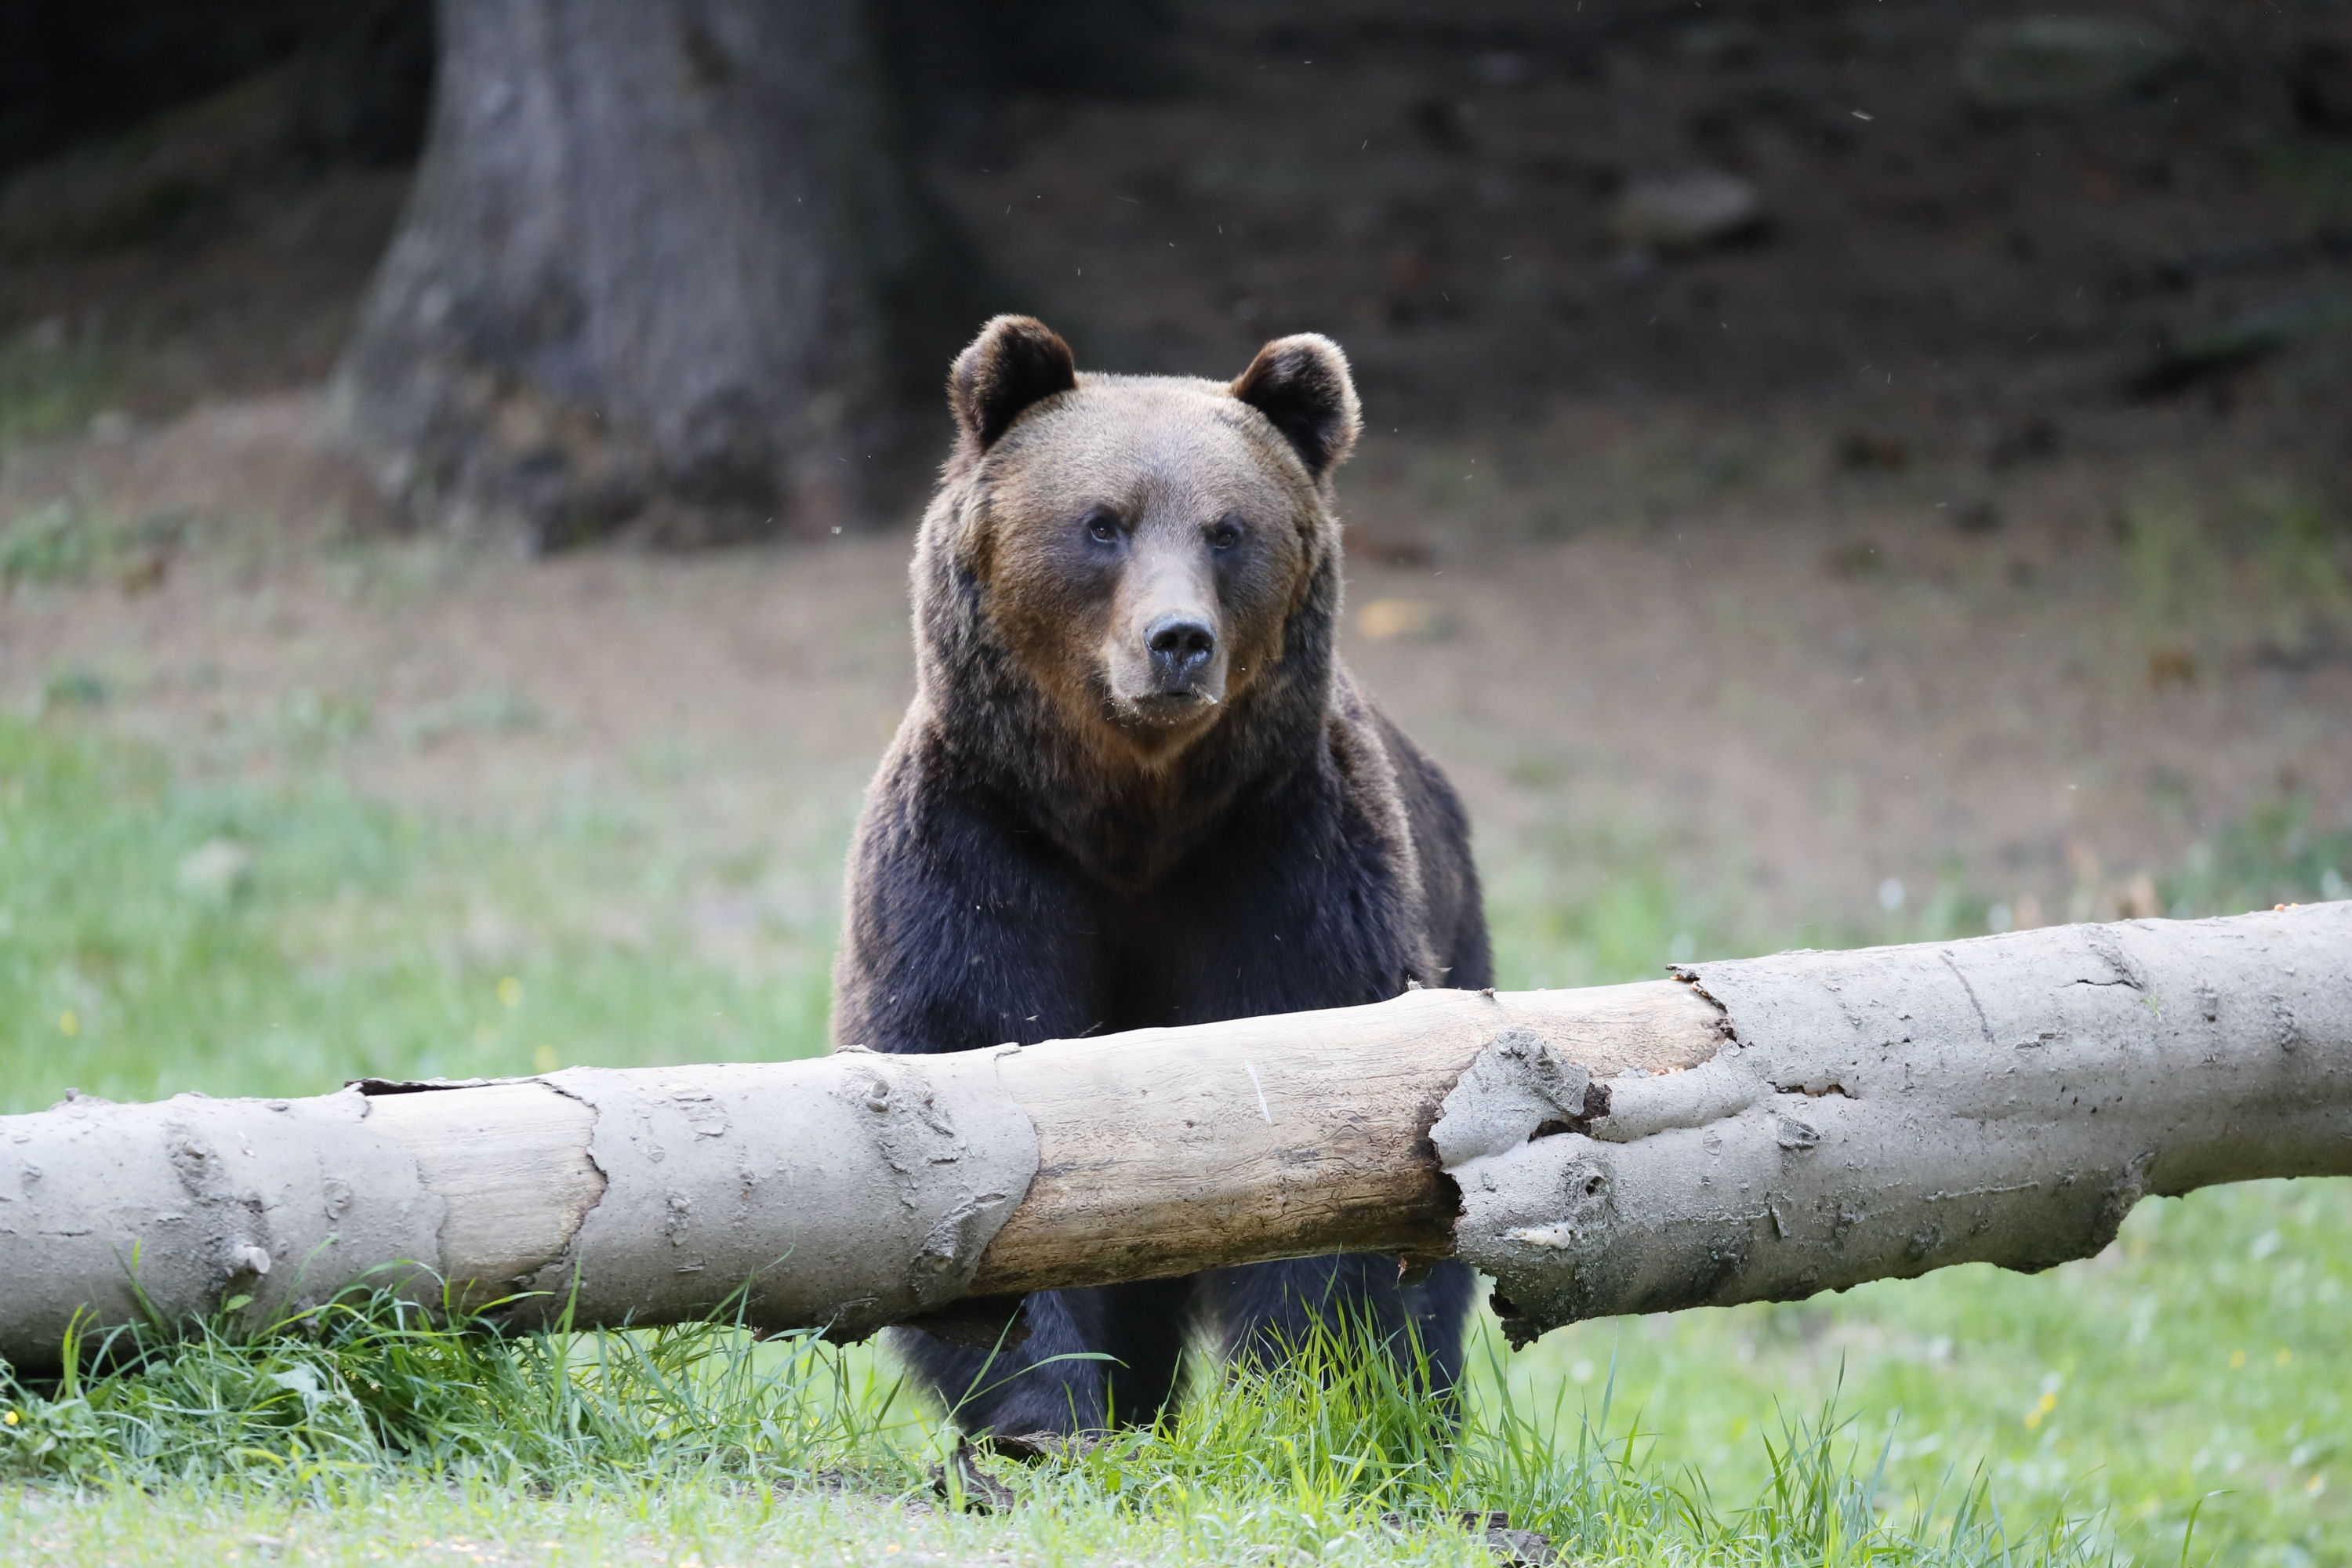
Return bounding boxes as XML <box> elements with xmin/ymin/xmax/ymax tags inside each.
<box><xmin>832</xmin><ymin>317</ymin><xmax>1490</xmax><ymax>1434</ymax></box>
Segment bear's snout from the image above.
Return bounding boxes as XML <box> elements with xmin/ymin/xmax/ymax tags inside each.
<box><xmin>1102</xmin><ymin>529</ymin><xmax>1231</xmax><ymax>724</ymax></box>
<box><xmin>1124</xmin><ymin>597</ymin><xmax>1225</xmax><ymax>711</ymax></box>
<box><xmin>1145</xmin><ymin>614</ymin><xmax>1218</xmax><ymax>691</ymax></box>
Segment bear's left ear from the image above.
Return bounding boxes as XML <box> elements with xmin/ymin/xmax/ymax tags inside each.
<box><xmin>949</xmin><ymin>315</ymin><xmax>1079</xmax><ymax>449</ymax></box>
<box><xmin>1229</xmin><ymin>334</ymin><xmax>1362</xmax><ymax>481</ymax></box>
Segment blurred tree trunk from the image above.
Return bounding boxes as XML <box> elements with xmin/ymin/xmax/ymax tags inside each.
<box><xmin>335</xmin><ymin>0</ymin><xmax>966</xmax><ymax>548</ymax></box>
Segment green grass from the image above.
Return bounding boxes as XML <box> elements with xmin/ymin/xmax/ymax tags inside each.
<box><xmin>1507</xmin><ymin>1178</ymin><xmax>2351</xmax><ymax>1566</ymax></box>
<box><xmin>0</xmin><ymin>326</ymin><xmax>124</xmax><ymax>460</ymax></box>
<box><xmin>2</xmin><ymin>713</ymin><xmax>2349</xmax><ymax>1564</ymax></box>
<box><xmin>1</xmin><ymin>1294</ymin><xmax>2121</xmax><ymax>1566</ymax></box>
<box><xmin>1488</xmin><ymin>787</ymin><xmax>2351</xmax><ymax>994</ymax></box>
<box><xmin>0</xmin><ymin>717</ymin><xmax>837</xmax><ymax>1113</ymax></box>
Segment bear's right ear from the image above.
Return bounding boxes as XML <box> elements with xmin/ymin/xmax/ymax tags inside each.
<box><xmin>949</xmin><ymin>316</ymin><xmax>1078</xmax><ymax>449</ymax></box>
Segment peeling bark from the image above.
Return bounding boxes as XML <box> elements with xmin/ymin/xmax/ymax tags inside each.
<box><xmin>1441</xmin><ymin>906</ymin><xmax>2352</xmax><ymax>1344</ymax></box>
<box><xmin>1</xmin><ymin>906</ymin><xmax>2344</xmax><ymax>1373</ymax></box>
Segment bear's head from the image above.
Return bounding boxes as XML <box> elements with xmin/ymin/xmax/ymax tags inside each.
<box><xmin>921</xmin><ymin>315</ymin><xmax>1362</xmax><ymax>773</ymax></box>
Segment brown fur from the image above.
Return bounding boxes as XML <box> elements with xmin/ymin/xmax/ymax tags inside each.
<box><xmin>829</xmin><ymin>317</ymin><xmax>1486</xmax><ymax>1435</ymax></box>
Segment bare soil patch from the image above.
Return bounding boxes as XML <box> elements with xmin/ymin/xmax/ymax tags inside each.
<box><xmin>7</xmin><ymin>390</ymin><xmax>2347</xmax><ymax>946</ymax></box>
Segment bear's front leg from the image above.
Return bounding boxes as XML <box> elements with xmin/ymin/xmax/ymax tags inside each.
<box><xmin>1198</xmin><ymin>1255</ymin><xmax>1475</xmax><ymax>1409</ymax></box>
<box><xmin>840</xmin><ymin>764</ymin><xmax>1185</xmax><ymax>1434</ymax></box>
<box><xmin>887</xmin><ymin>1278</ymin><xmax>1199</xmax><ymax>1436</ymax></box>
<box><xmin>833</xmin><ymin>757</ymin><xmax>1109</xmax><ymax>1057</ymax></box>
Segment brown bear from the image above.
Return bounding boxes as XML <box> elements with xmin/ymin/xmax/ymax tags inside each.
<box><xmin>832</xmin><ymin>315</ymin><xmax>1490</xmax><ymax>1435</ymax></box>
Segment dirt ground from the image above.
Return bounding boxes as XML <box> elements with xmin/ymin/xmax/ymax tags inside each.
<box><xmin>938</xmin><ymin>0</ymin><xmax>2352</xmax><ymax>452</ymax></box>
<box><xmin>6</xmin><ymin>385</ymin><xmax>2348</xmax><ymax>946</ymax></box>
<box><xmin>3</xmin><ymin>0</ymin><xmax>2350</xmax><ymax>946</ymax></box>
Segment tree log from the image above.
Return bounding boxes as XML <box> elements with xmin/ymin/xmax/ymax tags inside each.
<box><xmin>2</xmin><ymin>906</ymin><xmax>2345</xmax><ymax>1373</ymax></box>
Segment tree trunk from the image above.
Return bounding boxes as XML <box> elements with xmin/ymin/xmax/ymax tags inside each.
<box><xmin>2</xmin><ymin>905</ymin><xmax>2344</xmax><ymax>1374</ymax></box>
<box><xmin>332</xmin><ymin>0</ymin><xmax>965</xmax><ymax>549</ymax></box>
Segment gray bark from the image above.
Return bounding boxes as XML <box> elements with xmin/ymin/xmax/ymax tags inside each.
<box><xmin>333</xmin><ymin>0</ymin><xmax>964</xmax><ymax>548</ymax></box>
<box><xmin>1440</xmin><ymin>905</ymin><xmax>2352</xmax><ymax>1343</ymax></box>
<box><xmin>0</xmin><ymin>905</ymin><xmax>2344</xmax><ymax>1374</ymax></box>
<box><xmin>0</xmin><ymin>1054</ymin><xmax>1035</xmax><ymax>1374</ymax></box>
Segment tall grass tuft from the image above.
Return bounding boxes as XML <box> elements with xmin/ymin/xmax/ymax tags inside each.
<box><xmin>0</xmin><ymin>1285</ymin><xmax>918</xmax><ymax>1495</ymax></box>
<box><xmin>938</xmin><ymin>1309</ymin><xmax>2110</xmax><ymax>1566</ymax></box>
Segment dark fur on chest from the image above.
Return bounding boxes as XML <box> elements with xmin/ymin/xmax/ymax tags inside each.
<box><xmin>833</xmin><ymin>508</ymin><xmax>1483</xmax><ymax>1051</ymax></box>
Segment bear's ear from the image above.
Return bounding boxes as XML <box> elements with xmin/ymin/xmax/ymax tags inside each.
<box><xmin>1229</xmin><ymin>334</ymin><xmax>1362</xmax><ymax>481</ymax></box>
<box><xmin>949</xmin><ymin>316</ymin><xmax>1079</xmax><ymax>449</ymax></box>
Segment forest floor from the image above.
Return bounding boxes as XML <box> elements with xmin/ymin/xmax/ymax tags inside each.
<box><xmin>5</xmin><ymin>0</ymin><xmax>2350</xmax><ymax>958</ymax></box>
<box><xmin>5</xmin><ymin>385</ymin><xmax>2349</xmax><ymax>979</ymax></box>
<box><xmin>5</xmin><ymin>351</ymin><xmax>2350</xmax><ymax>1568</ymax></box>
<box><xmin>3</xmin><ymin>2</ymin><xmax>2352</xmax><ymax>1563</ymax></box>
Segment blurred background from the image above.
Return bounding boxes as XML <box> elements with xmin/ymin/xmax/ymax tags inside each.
<box><xmin>2</xmin><ymin>1</ymin><xmax>2349</xmax><ymax>1555</ymax></box>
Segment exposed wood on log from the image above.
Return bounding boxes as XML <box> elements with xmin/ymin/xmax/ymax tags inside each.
<box><xmin>361</xmin><ymin>1083</ymin><xmax>601</xmax><ymax>1308</ymax></box>
<box><xmin>970</xmin><ymin>980</ymin><xmax>1717</xmax><ymax>1295</ymax></box>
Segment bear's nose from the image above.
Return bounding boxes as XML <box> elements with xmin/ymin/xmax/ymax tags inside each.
<box><xmin>1145</xmin><ymin>615</ymin><xmax>1217</xmax><ymax>685</ymax></box>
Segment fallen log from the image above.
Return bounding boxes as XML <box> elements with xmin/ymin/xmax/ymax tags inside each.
<box><xmin>2</xmin><ymin>904</ymin><xmax>2345</xmax><ymax>1371</ymax></box>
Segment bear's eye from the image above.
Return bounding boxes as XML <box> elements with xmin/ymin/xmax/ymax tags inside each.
<box><xmin>1082</xmin><ymin>509</ymin><xmax>1122</xmax><ymax>545</ymax></box>
<box><xmin>1207</xmin><ymin>514</ymin><xmax>1244</xmax><ymax>550</ymax></box>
